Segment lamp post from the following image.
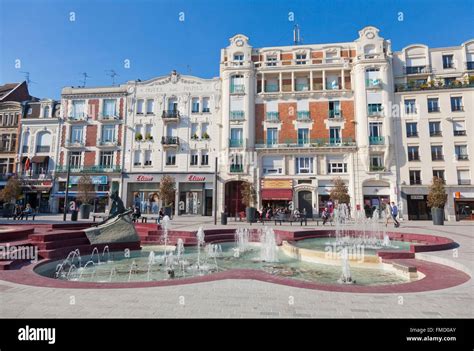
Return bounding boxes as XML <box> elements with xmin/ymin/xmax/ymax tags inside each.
<box><xmin>214</xmin><ymin>156</ymin><xmax>218</xmax><ymax>225</ymax></box>
<box><xmin>62</xmin><ymin>155</ymin><xmax>71</xmax><ymax>221</ymax></box>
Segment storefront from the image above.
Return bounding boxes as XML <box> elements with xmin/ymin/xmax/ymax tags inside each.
<box><xmin>260</xmin><ymin>179</ymin><xmax>293</xmax><ymax>211</ymax></box>
<box><xmin>22</xmin><ymin>183</ymin><xmax>53</xmax><ymax>212</ymax></box>
<box><xmin>53</xmin><ymin>175</ymin><xmax>117</xmax><ymax>213</ymax></box>
<box><xmin>401</xmin><ymin>187</ymin><xmax>430</xmax><ymax>221</ymax></box>
<box><xmin>124</xmin><ymin>173</ymin><xmax>214</xmax><ymax>216</ymax></box>
<box><xmin>454</xmin><ymin>191</ymin><xmax>474</xmax><ymax>221</ymax></box>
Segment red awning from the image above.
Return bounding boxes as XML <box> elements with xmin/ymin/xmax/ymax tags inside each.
<box><xmin>261</xmin><ymin>189</ymin><xmax>293</xmax><ymax>200</ymax></box>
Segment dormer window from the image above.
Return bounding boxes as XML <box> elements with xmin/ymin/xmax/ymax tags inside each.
<box><xmin>43</xmin><ymin>106</ymin><xmax>50</xmax><ymax>118</ymax></box>
<box><xmin>233</xmin><ymin>54</ymin><xmax>244</xmax><ymax>65</ymax></box>
<box><xmin>266</xmin><ymin>55</ymin><xmax>277</xmax><ymax>66</ymax></box>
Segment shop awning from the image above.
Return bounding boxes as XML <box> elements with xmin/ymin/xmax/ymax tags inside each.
<box><xmin>31</xmin><ymin>156</ymin><xmax>49</xmax><ymax>163</ymax></box>
<box><xmin>261</xmin><ymin>189</ymin><xmax>293</xmax><ymax>200</ymax></box>
<box><xmin>53</xmin><ymin>191</ymin><xmax>109</xmax><ymax>198</ymax></box>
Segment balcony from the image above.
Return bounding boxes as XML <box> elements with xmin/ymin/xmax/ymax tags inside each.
<box><xmin>368</xmin><ymin>107</ymin><xmax>384</xmax><ymax>117</ymax></box>
<box><xmin>230</xmin><ymin>84</ymin><xmax>245</xmax><ymax>94</ymax></box>
<box><xmin>229</xmin><ymin>139</ymin><xmax>244</xmax><ymax>148</ymax></box>
<box><xmin>296</xmin><ymin>111</ymin><xmax>311</xmax><ymax>121</ymax></box>
<box><xmin>369</xmin><ymin>136</ymin><xmax>385</xmax><ymax>145</ymax></box>
<box><xmin>403</xmin><ymin>65</ymin><xmax>431</xmax><ymax>75</ymax></box>
<box><xmin>452</xmin><ymin>105</ymin><xmax>464</xmax><ymax>112</ymax></box>
<box><xmin>161</xmin><ymin>136</ymin><xmax>179</xmax><ymax>147</ymax></box>
<box><xmin>255</xmin><ymin>137</ymin><xmax>356</xmax><ymax>149</ymax></box>
<box><xmin>454</xmin><ymin>130</ymin><xmax>467</xmax><ymax>136</ymax></box>
<box><xmin>458</xmin><ymin>179</ymin><xmax>471</xmax><ymax>185</ymax></box>
<box><xmin>457</xmin><ymin>154</ymin><xmax>469</xmax><ymax>161</ymax></box>
<box><xmin>395</xmin><ymin>81</ymin><xmax>474</xmax><ymax>92</ymax></box>
<box><xmin>366</xmin><ymin>79</ymin><xmax>382</xmax><ymax>89</ymax></box>
<box><xmin>328</xmin><ymin>110</ymin><xmax>343</xmax><ymax>119</ymax></box>
<box><xmin>36</xmin><ymin>145</ymin><xmax>51</xmax><ymax>153</ymax></box>
<box><xmin>65</xmin><ymin>140</ymin><xmax>85</xmax><ymax>148</ymax></box>
<box><xmin>430</xmin><ymin>131</ymin><xmax>442</xmax><ymax>137</ymax></box>
<box><xmin>67</xmin><ymin>114</ymin><xmax>88</xmax><ymax>123</ymax></box>
<box><xmin>97</xmin><ymin>139</ymin><xmax>118</xmax><ymax>147</ymax></box>
<box><xmin>0</xmin><ymin>147</ymin><xmax>15</xmax><ymax>153</ymax></box>
<box><xmin>370</xmin><ymin>165</ymin><xmax>386</xmax><ymax>172</ymax></box>
<box><xmin>55</xmin><ymin>165</ymin><xmax>121</xmax><ymax>173</ymax></box>
<box><xmin>229</xmin><ymin>164</ymin><xmax>244</xmax><ymax>173</ymax></box>
<box><xmin>431</xmin><ymin>154</ymin><xmax>444</xmax><ymax>161</ymax></box>
<box><xmin>162</xmin><ymin>110</ymin><xmax>180</xmax><ymax>121</ymax></box>
<box><xmin>98</xmin><ymin>114</ymin><xmax>120</xmax><ymax>122</ymax></box>
<box><xmin>295</xmin><ymin>84</ymin><xmax>309</xmax><ymax>92</ymax></box>
<box><xmin>467</xmin><ymin>62</ymin><xmax>474</xmax><ymax>70</ymax></box>
<box><xmin>230</xmin><ymin>111</ymin><xmax>245</xmax><ymax>121</ymax></box>
<box><xmin>265</xmin><ymin>84</ymin><xmax>279</xmax><ymax>92</ymax></box>
<box><xmin>266</xmin><ymin>112</ymin><xmax>280</xmax><ymax>122</ymax></box>
<box><xmin>19</xmin><ymin>172</ymin><xmax>53</xmax><ymax>180</ymax></box>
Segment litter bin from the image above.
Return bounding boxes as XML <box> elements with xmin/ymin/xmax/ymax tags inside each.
<box><xmin>221</xmin><ymin>213</ymin><xmax>228</xmax><ymax>225</ymax></box>
<box><xmin>71</xmin><ymin>210</ymin><xmax>78</xmax><ymax>221</ymax></box>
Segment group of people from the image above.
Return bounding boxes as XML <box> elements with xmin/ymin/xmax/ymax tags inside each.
<box><xmin>131</xmin><ymin>204</ymin><xmax>165</xmax><ymax>223</ymax></box>
<box><xmin>11</xmin><ymin>203</ymin><xmax>35</xmax><ymax>220</ymax></box>
<box><xmin>257</xmin><ymin>206</ymin><xmax>309</xmax><ymax>221</ymax></box>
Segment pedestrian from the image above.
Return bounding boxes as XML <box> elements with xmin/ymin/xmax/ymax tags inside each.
<box><xmin>391</xmin><ymin>202</ymin><xmax>400</xmax><ymax>227</ymax></box>
<box><xmin>385</xmin><ymin>201</ymin><xmax>392</xmax><ymax>227</ymax></box>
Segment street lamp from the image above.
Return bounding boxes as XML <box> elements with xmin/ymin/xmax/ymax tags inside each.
<box><xmin>62</xmin><ymin>155</ymin><xmax>71</xmax><ymax>221</ymax></box>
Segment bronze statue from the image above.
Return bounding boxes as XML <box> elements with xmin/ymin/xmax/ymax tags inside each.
<box><xmin>109</xmin><ymin>191</ymin><xmax>127</xmax><ymax>219</ymax></box>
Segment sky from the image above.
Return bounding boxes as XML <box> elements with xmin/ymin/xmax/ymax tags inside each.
<box><xmin>1</xmin><ymin>0</ymin><xmax>473</xmax><ymax>99</ymax></box>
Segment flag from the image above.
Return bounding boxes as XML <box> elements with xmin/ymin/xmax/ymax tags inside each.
<box><xmin>24</xmin><ymin>158</ymin><xmax>30</xmax><ymax>171</ymax></box>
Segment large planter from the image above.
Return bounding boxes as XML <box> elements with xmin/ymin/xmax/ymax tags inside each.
<box><xmin>246</xmin><ymin>207</ymin><xmax>256</xmax><ymax>223</ymax></box>
<box><xmin>431</xmin><ymin>207</ymin><xmax>444</xmax><ymax>225</ymax></box>
<box><xmin>79</xmin><ymin>204</ymin><xmax>92</xmax><ymax>219</ymax></box>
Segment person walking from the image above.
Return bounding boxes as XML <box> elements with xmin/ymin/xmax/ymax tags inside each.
<box><xmin>391</xmin><ymin>202</ymin><xmax>400</xmax><ymax>228</ymax></box>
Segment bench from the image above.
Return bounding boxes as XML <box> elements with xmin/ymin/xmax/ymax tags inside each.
<box><xmin>140</xmin><ymin>214</ymin><xmax>162</xmax><ymax>224</ymax></box>
<box><xmin>273</xmin><ymin>214</ymin><xmax>307</xmax><ymax>226</ymax></box>
<box><xmin>91</xmin><ymin>213</ymin><xmax>109</xmax><ymax>222</ymax></box>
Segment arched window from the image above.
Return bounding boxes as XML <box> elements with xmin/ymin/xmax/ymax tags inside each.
<box><xmin>364</xmin><ymin>44</ymin><xmax>377</xmax><ymax>58</ymax></box>
<box><xmin>36</xmin><ymin>131</ymin><xmax>52</xmax><ymax>153</ymax></box>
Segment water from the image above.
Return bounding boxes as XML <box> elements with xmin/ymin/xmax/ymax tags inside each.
<box><xmin>259</xmin><ymin>227</ymin><xmax>278</xmax><ymax>263</ymax></box>
<box><xmin>37</xmin><ymin>242</ymin><xmax>409</xmax><ymax>286</ymax></box>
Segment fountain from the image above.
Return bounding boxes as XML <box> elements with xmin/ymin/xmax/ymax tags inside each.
<box><xmin>90</xmin><ymin>247</ymin><xmax>101</xmax><ymax>265</ymax></box>
<box><xmin>79</xmin><ymin>260</ymin><xmax>96</xmax><ymax>281</ymax></box>
<box><xmin>161</xmin><ymin>215</ymin><xmax>171</xmax><ymax>257</ymax></box>
<box><xmin>259</xmin><ymin>227</ymin><xmax>278</xmax><ymax>263</ymax></box>
<box><xmin>128</xmin><ymin>260</ymin><xmax>137</xmax><ymax>282</ymax></box>
<box><xmin>338</xmin><ymin>247</ymin><xmax>355</xmax><ymax>284</ymax></box>
<box><xmin>196</xmin><ymin>226</ymin><xmax>205</xmax><ymax>268</ymax></box>
<box><xmin>235</xmin><ymin>228</ymin><xmax>251</xmax><ymax>253</ymax></box>
<box><xmin>102</xmin><ymin>245</ymin><xmax>111</xmax><ymax>262</ymax></box>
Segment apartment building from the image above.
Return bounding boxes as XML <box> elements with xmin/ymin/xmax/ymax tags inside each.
<box><xmin>17</xmin><ymin>99</ymin><xmax>61</xmax><ymax>212</ymax></box>
<box><xmin>393</xmin><ymin>40</ymin><xmax>474</xmax><ymax>221</ymax></box>
<box><xmin>219</xmin><ymin>27</ymin><xmax>397</xmax><ymax>217</ymax></box>
<box><xmin>54</xmin><ymin>85</ymin><xmax>128</xmax><ymax>213</ymax></box>
<box><xmin>122</xmin><ymin>70</ymin><xmax>221</xmax><ymax>216</ymax></box>
<box><xmin>0</xmin><ymin>82</ymin><xmax>31</xmax><ymax>192</ymax></box>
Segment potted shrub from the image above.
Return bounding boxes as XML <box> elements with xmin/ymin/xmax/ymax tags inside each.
<box><xmin>202</xmin><ymin>132</ymin><xmax>210</xmax><ymax>140</ymax></box>
<box><xmin>159</xmin><ymin>175</ymin><xmax>176</xmax><ymax>218</ymax></box>
<box><xmin>135</xmin><ymin>133</ymin><xmax>143</xmax><ymax>142</ymax></box>
<box><xmin>427</xmin><ymin>176</ymin><xmax>447</xmax><ymax>225</ymax></box>
<box><xmin>77</xmin><ymin>175</ymin><xmax>94</xmax><ymax>219</ymax></box>
<box><xmin>145</xmin><ymin>133</ymin><xmax>153</xmax><ymax>141</ymax></box>
<box><xmin>241</xmin><ymin>182</ymin><xmax>257</xmax><ymax>223</ymax></box>
<box><xmin>191</xmin><ymin>133</ymin><xmax>199</xmax><ymax>140</ymax></box>
<box><xmin>0</xmin><ymin>177</ymin><xmax>22</xmax><ymax>217</ymax></box>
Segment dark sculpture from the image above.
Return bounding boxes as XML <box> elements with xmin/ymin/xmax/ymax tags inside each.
<box><xmin>109</xmin><ymin>191</ymin><xmax>127</xmax><ymax>219</ymax></box>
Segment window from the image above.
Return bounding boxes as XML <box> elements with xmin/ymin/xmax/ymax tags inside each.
<box><xmin>202</xmin><ymin>97</ymin><xmax>210</xmax><ymax>112</ymax></box>
<box><xmin>409</xmin><ymin>170</ymin><xmax>422</xmax><ymax>185</ymax></box>
<box><xmin>326</xmin><ymin>75</ymin><xmax>339</xmax><ymax>90</ymax></box>
<box><xmin>408</xmin><ymin>146</ymin><xmax>420</xmax><ymax>161</ymax></box>
<box><xmin>99</xmin><ymin>151</ymin><xmax>114</xmax><ymax>168</ymax></box>
<box><xmin>191</xmin><ymin>123</ymin><xmax>198</xmax><ymax>139</ymax></box>
<box><xmin>192</xmin><ymin>98</ymin><xmax>200</xmax><ymax>113</ymax></box>
<box><xmin>190</xmin><ymin>152</ymin><xmax>198</xmax><ymax>166</ymax></box>
<box><xmin>295</xmin><ymin>53</ymin><xmax>307</xmax><ymax>65</ymax></box>
<box><xmin>103</xmin><ymin>99</ymin><xmax>116</xmax><ymax>117</ymax></box>
<box><xmin>201</xmin><ymin>151</ymin><xmax>209</xmax><ymax>166</ymax></box>
<box><xmin>328</xmin><ymin>101</ymin><xmax>341</xmax><ymax>118</ymax></box>
<box><xmin>453</xmin><ymin>121</ymin><xmax>466</xmax><ymax>136</ymax></box>
<box><xmin>451</xmin><ymin>97</ymin><xmax>463</xmax><ymax>112</ymax></box>
<box><xmin>298</xmin><ymin>128</ymin><xmax>309</xmax><ymax>144</ymax></box>
<box><xmin>72</xmin><ymin>100</ymin><xmax>85</xmax><ymax>118</ymax></box>
<box><xmin>296</xmin><ymin>157</ymin><xmax>313</xmax><ymax>174</ymax></box>
<box><xmin>168</xmin><ymin>98</ymin><xmax>178</xmax><ymax>111</ymax></box>
<box><xmin>136</xmin><ymin>99</ymin><xmax>144</xmax><ymax>114</ymax></box>
<box><xmin>70</xmin><ymin>126</ymin><xmax>83</xmax><ymax>143</ymax></box>
<box><xmin>135</xmin><ymin>124</ymin><xmax>143</xmax><ymax>139</ymax></box>
<box><xmin>442</xmin><ymin>54</ymin><xmax>454</xmax><ymax>69</ymax></box>
<box><xmin>133</xmin><ymin>151</ymin><xmax>141</xmax><ymax>166</ymax></box>
<box><xmin>431</xmin><ymin>145</ymin><xmax>443</xmax><ymax>161</ymax></box>
<box><xmin>266</xmin><ymin>55</ymin><xmax>277</xmax><ymax>66</ymax></box>
<box><xmin>429</xmin><ymin>121</ymin><xmax>442</xmax><ymax>136</ymax></box>
<box><xmin>267</xmin><ymin>128</ymin><xmax>278</xmax><ymax>145</ymax></box>
<box><xmin>230</xmin><ymin>128</ymin><xmax>243</xmax><ymax>146</ymax></box>
<box><xmin>427</xmin><ymin>98</ymin><xmax>439</xmax><ymax>113</ymax></box>
<box><xmin>101</xmin><ymin>125</ymin><xmax>115</xmax><ymax>142</ymax></box>
<box><xmin>455</xmin><ymin>145</ymin><xmax>468</xmax><ymax>160</ymax></box>
<box><xmin>166</xmin><ymin>151</ymin><xmax>176</xmax><ymax>166</ymax></box>
<box><xmin>146</xmin><ymin>99</ymin><xmax>154</xmax><ymax>114</ymax></box>
<box><xmin>369</xmin><ymin>122</ymin><xmax>382</xmax><ymax>137</ymax></box>
<box><xmin>457</xmin><ymin>169</ymin><xmax>471</xmax><ymax>185</ymax></box>
<box><xmin>368</xmin><ymin>103</ymin><xmax>383</xmax><ymax>116</ymax></box>
<box><xmin>328</xmin><ymin>162</ymin><xmax>348</xmax><ymax>173</ymax></box>
<box><xmin>144</xmin><ymin>150</ymin><xmax>152</xmax><ymax>166</ymax></box>
<box><xmin>370</xmin><ymin>155</ymin><xmax>384</xmax><ymax>171</ymax></box>
<box><xmin>69</xmin><ymin>152</ymin><xmax>82</xmax><ymax>168</ymax></box>
<box><xmin>433</xmin><ymin>170</ymin><xmax>445</xmax><ymax>181</ymax></box>
<box><xmin>43</xmin><ymin>106</ymin><xmax>50</xmax><ymax>118</ymax></box>
<box><xmin>405</xmin><ymin>99</ymin><xmax>417</xmax><ymax>114</ymax></box>
<box><xmin>406</xmin><ymin>122</ymin><xmax>418</xmax><ymax>137</ymax></box>
<box><xmin>201</xmin><ymin>123</ymin><xmax>209</xmax><ymax>138</ymax></box>
<box><xmin>329</xmin><ymin>127</ymin><xmax>341</xmax><ymax>144</ymax></box>
<box><xmin>233</xmin><ymin>53</ymin><xmax>244</xmax><ymax>64</ymax></box>
<box><xmin>230</xmin><ymin>75</ymin><xmax>244</xmax><ymax>93</ymax></box>
<box><xmin>262</xmin><ymin>156</ymin><xmax>283</xmax><ymax>174</ymax></box>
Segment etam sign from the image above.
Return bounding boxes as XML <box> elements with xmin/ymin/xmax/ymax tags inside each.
<box><xmin>135</xmin><ymin>175</ymin><xmax>206</xmax><ymax>182</ymax></box>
